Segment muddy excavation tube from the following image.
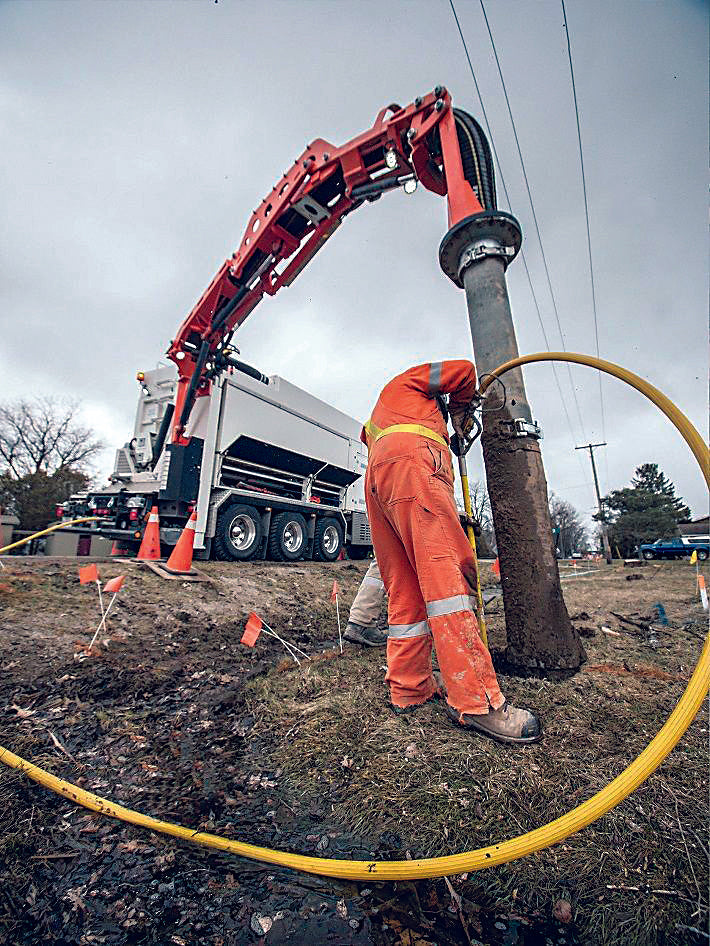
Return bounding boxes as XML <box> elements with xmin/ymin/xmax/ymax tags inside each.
<box><xmin>1</xmin><ymin>352</ymin><xmax>708</xmax><ymax>881</ymax></box>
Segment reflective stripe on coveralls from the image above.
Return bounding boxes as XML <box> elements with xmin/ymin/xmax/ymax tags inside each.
<box><xmin>426</xmin><ymin>595</ymin><xmax>478</xmax><ymax>618</ymax></box>
<box><xmin>388</xmin><ymin>620</ymin><xmax>430</xmax><ymax>639</ymax></box>
<box><xmin>363</xmin><ymin>360</ymin><xmax>505</xmax><ymax>715</ymax></box>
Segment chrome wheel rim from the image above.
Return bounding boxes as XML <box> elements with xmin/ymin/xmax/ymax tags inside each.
<box><xmin>230</xmin><ymin>514</ymin><xmax>256</xmax><ymax>551</ymax></box>
<box><xmin>283</xmin><ymin>521</ymin><xmax>304</xmax><ymax>552</ymax></box>
<box><xmin>323</xmin><ymin>525</ymin><xmax>339</xmax><ymax>554</ymax></box>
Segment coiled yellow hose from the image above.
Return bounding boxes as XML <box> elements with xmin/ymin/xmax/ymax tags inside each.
<box><xmin>0</xmin><ymin>353</ymin><xmax>707</xmax><ymax>880</ymax></box>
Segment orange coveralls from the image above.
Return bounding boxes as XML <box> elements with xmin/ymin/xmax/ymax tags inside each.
<box><xmin>363</xmin><ymin>361</ymin><xmax>505</xmax><ymax>715</ymax></box>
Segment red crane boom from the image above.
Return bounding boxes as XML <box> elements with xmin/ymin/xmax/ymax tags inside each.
<box><xmin>168</xmin><ymin>86</ymin><xmax>494</xmax><ymax>442</ymax></box>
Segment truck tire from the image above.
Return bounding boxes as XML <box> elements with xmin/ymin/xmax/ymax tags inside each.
<box><xmin>346</xmin><ymin>545</ymin><xmax>371</xmax><ymax>561</ymax></box>
<box><xmin>697</xmin><ymin>549</ymin><xmax>708</xmax><ymax>561</ymax></box>
<box><xmin>641</xmin><ymin>550</ymin><xmax>655</xmax><ymax>560</ymax></box>
<box><xmin>313</xmin><ymin>517</ymin><xmax>344</xmax><ymax>562</ymax></box>
<box><xmin>214</xmin><ymin>504</ymin><xmax>263</xmax><ymax>561</ymax></box>
<box><xmin>269</xmin><ymin>511</ymin><xmax>307</xmax><ymax>561</ymax></box>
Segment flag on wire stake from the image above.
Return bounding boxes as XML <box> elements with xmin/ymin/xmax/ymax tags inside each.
<box><xmin>331</xmin><ymin>580</ymin><xmax>342</xmax><ymax>653</ymax></box>
<box><xmin>87</xmin><ymin>575</ymin><xmax>126</xmax><ymax>652</ymax></box>
<box><xmin>698</xmin><ymin>575</ymin><xmax>708</xmax><ymax>612</ymax></box>
<box><xmin>78</xmin><ymin>564</ymin><xmax>98</xmax><ymax>584</ymax></box>
<box><xmin>79</xmin><ymin>564</ymin><xmax>106</xmax><ymax>645</ymax></box>
<box><xmin>240</xmin><ymin>611</ymin><xmax>309</xmax><ymax>665</ymax></box>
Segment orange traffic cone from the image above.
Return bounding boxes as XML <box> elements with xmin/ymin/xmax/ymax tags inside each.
<box><xmin>164</xmin><ymin>511</ymin><xmax>197</xmax><ymax>575</ymax></box>
<box><xmin>111</xmin><ymin>539</ymin><xmax>131</xmax><ymax>557</ymax></box>
<box><xmin>136</xmin><ymin>506</ymin><xmax>161</xmax><ymax>561</ymax></box>
<box><xmin>491</xmin><ymin>557</ymin><xmax>500</xmax><ymax>578</ymax></box>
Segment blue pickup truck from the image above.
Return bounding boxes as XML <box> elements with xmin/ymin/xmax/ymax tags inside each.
<box><xmin>638</xmin><ymin>537</ymin><xmax>709</xmax><ymax>561</ymax></box>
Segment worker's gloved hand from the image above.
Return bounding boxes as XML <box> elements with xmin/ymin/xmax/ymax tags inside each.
<box><xmin>451</xmin><ymin>405</ymin><xmax>474</xmax><ymax>442</ymax></box>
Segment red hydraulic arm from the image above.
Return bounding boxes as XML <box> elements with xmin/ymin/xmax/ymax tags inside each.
<box><xmin>168</xmin><ymin>86</ymin><xmax>488</xmax><ymax>443</ymax></box>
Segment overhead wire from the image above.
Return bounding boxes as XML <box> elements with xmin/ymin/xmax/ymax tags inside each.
<box><xmin>478</xmin><ymin>0</ymin><xmax>587</xmax><ymax>444</ymax></box>
<box><xmin>561</xmin><ymin>0</ymin><xmax>609</xmax><ymax>485</ymax></box>
<box><xmin>447</xmin><ymin>0</ymin><xmax>593</xmax><ymax>491</ymax></box>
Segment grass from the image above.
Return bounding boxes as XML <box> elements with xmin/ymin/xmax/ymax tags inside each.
<box><xmin>244</xmin><ymin>562</ymin><xmax>709</xmax><ymax>945</ymax></box>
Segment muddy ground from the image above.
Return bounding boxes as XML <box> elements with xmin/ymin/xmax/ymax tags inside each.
<box><xmin>0</xmin><ymin>556</ymin><xmax>707</xmax><ymax>946</ymax></box>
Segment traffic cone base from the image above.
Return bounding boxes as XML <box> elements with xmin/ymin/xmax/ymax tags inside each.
<box><xmin>136</xmin><ymin>506</ymin><xmax>162</xmax><ymax>561</ymax></box>
<box><xmin>164</xmin><ymin>511</ymin><xmax>198</xmax><ymax>575</ymax></box>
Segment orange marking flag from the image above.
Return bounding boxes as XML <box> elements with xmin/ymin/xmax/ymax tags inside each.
<box><xmin>241</xmin><ymin>612</ymin><xmax>263</xmax><ymax>647</ymax></box>
<box><xmin>330</xmin><ymin>580</ymin><xmax>340</xmax><ymax>603</ymax></box>
<box><xmin>79</xmin><ymin>564</ymin><xmax>99</xmax><ymax>585</ymax></box>
<box><xmin>491</xmin><ymin>558</ymin><xmax>500</xmax><ymax>578</ymax></box>
<box><xmin>699</xmin><ymin>575</ymin><xmax>708</xmax><ymax>611</ymax></box>
<box><xmin>103</xmin><ymin>575</ymin><xmax>125</xmax><ymax>594</ymax></box>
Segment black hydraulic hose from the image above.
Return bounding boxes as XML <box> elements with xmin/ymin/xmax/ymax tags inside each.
<box><xmin>177</xmin><ymin>286</ymin><xmax>251</xmax><ymax>434</ymax></box>
<box><xmin>211</xmin><ymin>284</ymin><xmax>249</xmax><ymax>334</ymax></box>
<box><xmin>453</xmin><ymin>109</ymin><xmax>497</xmax><ymax>210</ymax></box>
<box><xmin>177</xmin><ymin>340</ymin><xmax>210</xmax><ymax>432</ymax></box>
<box><xmin>150</xmin><ymin>402</ymin><xmax>174</xmax><ymax>469</ymax></box>
<box><xmin>226</xmin><ymin>356</ymin><xmax>269</xmax><ymax>385</ymax></box>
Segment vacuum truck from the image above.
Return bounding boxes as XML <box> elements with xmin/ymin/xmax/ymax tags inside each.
<box><xmin>61</xmin><ymin>363</ymin><xmax>372</xmax><ymax>562</ymax></box>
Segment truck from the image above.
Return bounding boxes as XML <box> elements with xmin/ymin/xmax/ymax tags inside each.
<box><xmin>61</xmin><ymin>363</ymin><xmax>372</xmax><ymax>562</ymax></box>
<box><xmin>637</xmin><ymin>537</ymin><xmax>709</xmax><ymax>561</ymax></box>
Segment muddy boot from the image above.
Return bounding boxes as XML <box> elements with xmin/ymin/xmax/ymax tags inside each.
<box><xmin>344</xmin><ymin>622</ymin><xmax>388</xmax><ymax>647</ymax></box>
<box><xmin>444</xmin><ymin>701</ymin><xmax>541</xmax><ymax>745</ymax></box>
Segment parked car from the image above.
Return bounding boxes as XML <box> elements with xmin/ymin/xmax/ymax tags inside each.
<box><xmin>637</xmin><ymin>537</ymin><xmax>709</xmax><ymax>561</ymax></box>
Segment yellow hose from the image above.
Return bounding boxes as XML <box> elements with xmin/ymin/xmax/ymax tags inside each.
<box><xmin>0</xmin><ymin>517</ymin><xmax>100</xmax><ymax>554</ymax></box>
<box><xmin>0</xmin><ymin>352</ymin><xmax>707</xmax><ymax>880</ymax></box>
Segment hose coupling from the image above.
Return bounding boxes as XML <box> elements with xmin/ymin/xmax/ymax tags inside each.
<box><xmin>500</xmin><ymin>418</ymin><xmax>543</xmax><ymax>440</ymax></box>
<box><xmin>457</xmin><ymin>238</ymin><xmax>516</xmax><ymax>282</ymax></box>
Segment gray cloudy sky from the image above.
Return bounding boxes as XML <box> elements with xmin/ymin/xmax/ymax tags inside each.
<box><xmin>1</xmin><ymin>0</ymin><xmax>707</xmax><ymax>528</ymax></box>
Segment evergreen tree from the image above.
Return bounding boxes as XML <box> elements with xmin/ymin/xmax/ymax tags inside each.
<box><xmin>600</xmin><ymin>463</ymin><xmax>691</xmax><ymax>557</ymax></box>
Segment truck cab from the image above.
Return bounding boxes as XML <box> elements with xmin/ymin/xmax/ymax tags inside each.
<box><xmin>638</xmin><ymin>537</ymin><xmax>709</xmax><ymax>561</ymax></box>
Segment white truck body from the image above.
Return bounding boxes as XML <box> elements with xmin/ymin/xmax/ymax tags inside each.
<box><xmin>86</xmin><ymin>363</ymin><xmax>371</xmax><ymax>560</ymax></box>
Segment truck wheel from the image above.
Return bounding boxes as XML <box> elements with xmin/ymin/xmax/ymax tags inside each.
<box><xmin>214</xmin><ymin>504</ymin><xmax>263</xmax><ymax>561</ymax></box>
<box><xmin>269</xmin><ymin>511</ymin><xmax>307</xmax><ymax>561</ymax></box>
<box><xmin>641</xmin><ymin>550</ymin><xmax>655</xmax><ymax>560</ymax></box>
<box><xmin>697</xmin><ymin>549</ymin><xmax>708</xmax><ymax>561</ymax></box>
<box><xmin>346</xmin><ymin>545</ymin><xmax>371</xmax><ymax>561</ymax></box>
<box><xmin>313</xmin><ymin>517</ymin><xmax>344</xmax><ymax>562</ymax></box>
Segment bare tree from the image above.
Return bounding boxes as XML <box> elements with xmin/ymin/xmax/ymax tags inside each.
<box><xmin>0</xmin><ymin>398</ymin><xmax>104</xmax><ymax>530</ymax></box>
<box><xmin>549</xmin><ymin>493</ymin><xmax>589</xmax><ymax>558</ymax></box>
<box><xmin>464</xmin><ymin>479</ymin><xmax>497</xmax><ymax>557</ymax></box>
<box><xmin>0</xmin><ymin>397</ymin><xmax>103</xmax><ymax>478</ymax></box>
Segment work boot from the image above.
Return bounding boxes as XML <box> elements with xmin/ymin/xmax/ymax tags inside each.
<box><xmin>445</xmin><ymin>701</ymin><xmax>541</xmax><ymax>745</ymax></box>
<box><xmin>343</xmin><ymin>622</ymin><xmax>388</xmax><ymax>647</ymax></box>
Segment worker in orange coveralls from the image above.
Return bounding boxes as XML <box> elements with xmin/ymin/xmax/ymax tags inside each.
<box><xmin>362</xmin><ymin>360</ymin><xmax>541</xmax><ymax>745</ymax></box>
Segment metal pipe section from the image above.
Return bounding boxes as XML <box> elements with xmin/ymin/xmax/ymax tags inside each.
<box><xmin>459</xmin><ymin>242</ymin><xmax>584</xmax><ymax>669</ymax></box>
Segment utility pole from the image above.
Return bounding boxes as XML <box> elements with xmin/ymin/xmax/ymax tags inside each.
<box><xmin>440</xmin><ymin>211</ymin><xmax>586</xmax><ymax>671</ymax></box>
<box><xmin>576</xmin><ymin>442</ymin><xmax>613</xmax><ymax>564</ymax></box>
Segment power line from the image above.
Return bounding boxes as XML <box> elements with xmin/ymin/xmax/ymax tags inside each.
<box><xmin>561</xmin><ymin>0</ymin><xmax>608</xmax><ymax>475</ymax></box>
<box><xmin>478</xmin><ymin>0</ymin><xmax>587</xmax><ymax>445</ymax></box>
<box><xmin>447</xmin><ymin>0</ymin><xmax>592</xmax><ymax>489</ymax></box>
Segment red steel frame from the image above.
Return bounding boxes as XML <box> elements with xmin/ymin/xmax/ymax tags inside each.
<box><xmin>168</xmin><ymin>87</ymin><xmax>483</xmax><ymax>442</ymax></box>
